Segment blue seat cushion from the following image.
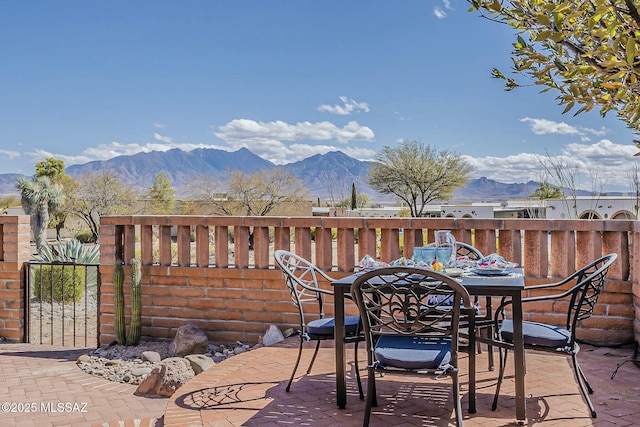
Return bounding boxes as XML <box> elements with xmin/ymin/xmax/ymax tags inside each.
<box><xmin>307</xmin><ymin>315</ymin><xmax>360</xmax><ymax>337</ymax></box>
<box><xmin>374</xmin><ymin>336</ymin><xmax>452</xmax><ymax>370</ymax></box>
<box><xmin>500</xmin><ymin>319</ymin><xmax>571</xmax><ymax>348</ymax></box>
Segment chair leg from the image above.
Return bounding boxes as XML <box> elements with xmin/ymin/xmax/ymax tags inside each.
<box><xmin>452</xmin><ymin>371</ymin><xmax>463</xmax><ymax>427</ymax></box>
<box><xmin>572</xmin><ymin>353</ymin><xmax>597</xmax><ymax>418</ymax></box>
<box><xmin>286</xmin><ymin>337</ymin><xmax>305</xmax><ymax>392</ymax></box>
<box><xmin>363</xmin><ymin>367</ymin><xmax>376</xmax><ymax>427</ymax></box>
<box><xmin>306</xmin><ymin>340</ymin><xmax>321</xmax><ymax>374</ymax></box>
<box><xmin>492</xmin><ymin>347</ymin><xmax>508</xmax><ymax>411</ymax></box>
<box><xmin>574</xmin><ymin>354</ymin><xmax>594</xmax><ymax>394</ymax></box>
<box><xmin>354</xmin><ymin>341</ymin><xmax>364</xmax><ymax>400</ymax></box>
<box><xmin>486</xmin><ymin>325</ymin><xmax>494</xmax><ymax>371</ymax></box>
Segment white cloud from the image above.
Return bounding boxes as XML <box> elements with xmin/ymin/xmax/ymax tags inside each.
<box><xmin>464</xmin><ymin>139</ymin><xmax>640</xmax><ymax>191</ymax></box>
<box><xmin>442</xmin><ymin>0</ymin><xmax>453</xmax><ymax>9</ymax></box>
<box><xmin>0</xmin><ymin>149</ymin><xmax>20</xmax><ymax>159</ymax></box>
<box><xmin>154</xmin><ymin>133</ymin><xmax>173</xmax><ymax>143</ymax></box>
<box><xmin>215</xmin><ymin>118</ymin><xmax>375</xmax><ymax>145</ymax></box>
<box><xmin>521</xmin><ymin>117</ymin><xmax>581</xmax><ymax>135</ymax></box>
<box><xmin>520</xmin><ymin>117</ymin><xmax>608</xmax><ymax>142</ymax></box>
<box><xmin>433</xmin><ymin>7</ymin><xmax>447</xmax><ymax>19</ymax></box>
<box><xmin>153</xmin><ymin>123</ymin><xmax>165</xmax><ymax>129</ymax></box>
<box><xmin>317</xmin><ymin>96</ymin><xmax>370</xmax><ymax>115</ymax></box>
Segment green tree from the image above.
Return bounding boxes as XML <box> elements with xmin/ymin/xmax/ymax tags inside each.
<box><xmin>530</xmin><ymin>181</ymin><xmax>564</xmax><ymax>199</ymax></box>
<box><xmin>469</xmin><ymin>0</ymin><xmax>640</xmax><ymax>134</ymax></box>
<box><xmin>145</xmin><ymin>172</ymin><xmax>175</xmax><ymax>214</ymax></box>
<box><xmin>72</xmin><ymin>171</ymin><xmax>139</xmax><ymax>243</ymax></box>
<box><xmin>0</xmin><ymin>195</ymin><xmax>17</xmax><ymax>214</ymax></box>
<box><xmin>16</xmin><ymin>176</ymin><xmax>64</xmax><ymax>251</ymax></box>
<box><xmin>188</xmin><ymin>168</ymin><xmax>309</xmax><ymax>216</ymax></box>
<box><xmin>35</xmin><ymin>158</ymin><xmax>64</xmax><ymax>178</ymax></box>
<box><xmin>351</xmin><ymin>182</ymin><xmax>357</xmax><ymax>210</ymax></box>
<box><xmin>34</xmin><ymin>157</ymin><xmax>78</xmax><ymax>238</ymax></box>
<box><xmin>340</xmin><ymin>192</ymin><xmax>370</xmax><ymax>209</ymax></box>
<box><xmin>368</xmin><ymin>140</ymin><xmax>473</xmax><ymax>217</ymax></box>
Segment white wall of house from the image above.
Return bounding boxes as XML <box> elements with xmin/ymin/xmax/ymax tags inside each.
<box><xmin>545</xmin><ymin>197</ymin><xmax>638</xmax><ymax>220</ymax></box>
<box><xmin>441</xmin><ymin>204</ymin><xmax>497</xmax><ymax>218</ymax></box>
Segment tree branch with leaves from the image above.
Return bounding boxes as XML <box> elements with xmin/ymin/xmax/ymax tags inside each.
<box><xmin>470</xmin><ymin>0</ymin><xmax>640</xmax><ymax>141</ymax></box>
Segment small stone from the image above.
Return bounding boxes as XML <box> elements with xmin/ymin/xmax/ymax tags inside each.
<box><xmin>132</xmin><ymin>367</ymin><xmax>153</xmax><ymax>377</ymax></box>
<box><xmin>141</xmin><ymin>351</ymin><xmax>162</xmax><ymax>363</ymax></box>
<box><xmin>123</xmin><ymin>374</ymin><xmax>131</xmax><ymax>382</ymax></box>
<box><xmin>76</xmin><ymin>354</ymin><xmax>91</xmax><ymax>363</ymax></box>
<box><xmin>185</xmin><ymin>354</ymin><xmax>215</xmax><ymax>374</ymax></box>
<box><xmin>233</xmin><ymin>346</ymin><xmax>247</xmax><ymax>355</ymax></box>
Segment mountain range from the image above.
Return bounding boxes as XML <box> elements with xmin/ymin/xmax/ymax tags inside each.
<box><xmin>0</xmin><ymin>148</ymin><xmax>604</xmax><ymax>202</ymax></box>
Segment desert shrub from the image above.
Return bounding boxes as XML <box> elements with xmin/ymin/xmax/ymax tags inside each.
<box><xmin>31</xmin><ymin>239</ymin><xmax>99</xmax><ymax>303</ymax></box>
<box><xmin>74</xmin><ymin>229</ymin><xmax>95</xmax><ymax>243</ymax></box>
<box><xmin>33</xmin><ymin>265</ymin><xmax>86</xmax><ymax>303</ymax></box>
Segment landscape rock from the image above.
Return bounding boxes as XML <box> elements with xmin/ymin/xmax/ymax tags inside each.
<box><xmin>185</xmin><ymin>354</ymin><xmax>215</xmax><ymax>374</ymax></box>
<box><xmin>141</xmin><ymin>351</ymin><xmax>162</xmax><ymax>363</ymax></box>
<box><xmin>262</xmin><ymin>324</ymin><xmax>285</xmax><ymax>346</ymax></box>
<box><xmin>76</xmin><ymin>354</ymin><xmax>91</xmax><ymax>363</ymax></box>
<box><xmin>135</xmin><ymin>357</ymin><xmax>195</xmax><ymax>397</ymax></box>
<box><xmin>169</xmin><ymin>324</ymin><xmax>209</xmax><ymax>357</ymax></box>
<box><xmin>131</xmin><ymin>367</ymin><xmax>153</xmax><ymax>377</ymax></box>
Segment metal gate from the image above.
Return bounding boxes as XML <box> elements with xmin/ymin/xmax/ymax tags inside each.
<box><xmin>25</xmin><ymin>261</ymin><xmax>100</xmax><ymax>347</ymax></box>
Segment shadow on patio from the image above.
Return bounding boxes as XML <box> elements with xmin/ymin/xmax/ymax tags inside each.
<box><xmin>164</xmin><ymin>339</ymin><xmax>639</xmax><ymax>427</ymax></box>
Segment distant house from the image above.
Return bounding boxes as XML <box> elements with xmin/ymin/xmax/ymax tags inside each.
<box><xmin>544</xmin><ymin>196</ymin><xmax>637</xmax><ymax>220</ymax></box>
<box><xmin>343</xmin><ymin>196</ymin><xmax>637</xmax><ymax>220</ymax></box>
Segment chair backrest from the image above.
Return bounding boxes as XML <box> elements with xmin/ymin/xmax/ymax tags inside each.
<box><xmin>351</xmin><ymin>267</ymin><xmax>474</xmax><ymax>352</ymax></box>
<box><xmin>566</xmin><ymin>253</ymin><xmax>617</xmax><ymax>334</ymax></box>
<box><xmin>274</xmin><ymin>250</ymin><xmax>333</xmax><ymax>323</ymax></box>
<box><xmin>426</xmin><ymin>241</ymin><xmax>484</xmax><ymax>261</ymax></box>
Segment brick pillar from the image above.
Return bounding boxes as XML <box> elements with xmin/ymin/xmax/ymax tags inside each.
<box><xmin>0</xmin><ymin>216</ymin><xmax>32</xmax><ymax>342</ymax></box>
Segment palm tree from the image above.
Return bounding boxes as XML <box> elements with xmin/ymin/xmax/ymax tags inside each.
<box><xmin>16</xmin><ymin>176</ymin><xmax>64</xmax><ymax>251</ymax></box>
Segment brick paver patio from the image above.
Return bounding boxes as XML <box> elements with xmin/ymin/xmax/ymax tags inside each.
<box><xmin>0</xmin><ymin>340</ymin><xmax>638</xmax><ymax>426</ymax></box>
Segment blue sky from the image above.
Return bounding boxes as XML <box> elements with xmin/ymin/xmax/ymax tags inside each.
<box><xmin>1</xmin><ymin>1</ymin><xmax>638</xmax><ymax>191</ymax></box>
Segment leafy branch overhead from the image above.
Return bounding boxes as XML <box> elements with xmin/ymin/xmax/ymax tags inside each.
<box><xmin>469</xmin><ymin>0</ymin><xmax>640</xmax><ymax>134</ymax></box>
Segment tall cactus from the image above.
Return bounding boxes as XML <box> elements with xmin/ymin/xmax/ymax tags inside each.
<box><xmin>126</xmin><ymin>257</ymin><xmax>142</xmax><ymax>346</ymax></box>
<box><xmin>113</xmin><ymin>259</ymin><xmax>126</xmax><ymax>345</ymax></box>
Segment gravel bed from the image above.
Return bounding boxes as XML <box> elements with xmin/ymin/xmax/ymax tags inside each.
<box><xmin>76</xmin><ymin>340</ymin><xmax>258</xmax><ymax>385</ymax></box>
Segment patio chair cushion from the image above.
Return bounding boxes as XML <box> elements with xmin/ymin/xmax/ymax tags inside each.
<box><xmin>374</xmin><ymin>336</ymin><xmax>452</xmax><ymax>370</ymax></box>
<box><xmin>307</xmin><ymin>315</ymin><xmax>360</xmax><ymax>337</ymax></box>
<box><xmin>500</xmin><ymin>319</ymin><xmax>571</xmax><ymax>348</ymax></box>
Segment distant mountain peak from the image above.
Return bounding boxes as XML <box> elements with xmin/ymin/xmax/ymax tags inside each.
<box><xmin>0</xmin><ymin>149</ymin><xmax>612</xmax><ymax>202</ymax></box>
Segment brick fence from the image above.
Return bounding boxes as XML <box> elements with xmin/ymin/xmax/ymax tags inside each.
<box><xmin>0</xmin><ymin>215</ymin><xmax>33</xmax><ymax>342</ymax></box>
<box><xmin>0</xmin><ymin>214</ymin><xmax>635</xmax><ymax>347</ymax></box>
<box><xmin>96</xmin><ymin>216</ymin><xmax>638</xmax><ymax>347</ymax></box>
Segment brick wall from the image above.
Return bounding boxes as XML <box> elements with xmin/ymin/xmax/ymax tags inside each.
<box><xmin>97</xmin><ymin>215</ymin><xmax>637</xmax><ymax>347</ymax></box>
<box><xmin>99</xmin><ymin>266</ymin><xmax>296</xmax><ymax>344</ymax></box>
<box><xmin>0</xmin><ymin>216</ymin><xmax>33</xmax><ymax>342</ymax></box>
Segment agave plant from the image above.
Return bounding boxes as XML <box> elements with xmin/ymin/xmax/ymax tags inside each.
<box><xmin>31</xmin><ymin>239</ymin><xmax>99</xmax><ymax>304</ymax></box>
<box><xmin>33</xmin><ymin>238</ymin><xmax>99</xmax><ymax>263</ymax></box>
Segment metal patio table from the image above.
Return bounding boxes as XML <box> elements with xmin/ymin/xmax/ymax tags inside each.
<box><xmin>332</xmin><ymin>268</ymin><xmax>527</xmax><ymax>424</ymax></box>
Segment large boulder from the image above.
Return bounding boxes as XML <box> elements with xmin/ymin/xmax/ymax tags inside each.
<box><xmin>169</xmin><ymin>324</ymin><xmax>209</xmax><ymax>357</ymax></box>
<box><xmin>135</xmin><ymin>357</ymin><xmax>195</xmax><ymax>397</ymax></box>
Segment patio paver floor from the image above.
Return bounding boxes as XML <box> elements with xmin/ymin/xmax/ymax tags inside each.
<box><xmin>1</xmin><ymin>340</ymin><xmax>638</xmax><ymax>426</ymax></box>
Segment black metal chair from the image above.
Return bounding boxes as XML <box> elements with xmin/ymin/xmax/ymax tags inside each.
<box><xmin>274</xmin><ymin>250</ymin><xmax>364</xmax><ymax>398</ymax></box>
<box><xmin>351</xmin><ymin>267</ymin><xmax>474</xmax><ymax>427</ymax></box>
<box><xmin>491</xmin><ymin>253</ymin><xmax>618</xmax><ymax>417</ymax></box>
<box><xmin>427</xmin><ymin>241</ymin><xmax>495</xmax><ymax>368</ymax></box>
